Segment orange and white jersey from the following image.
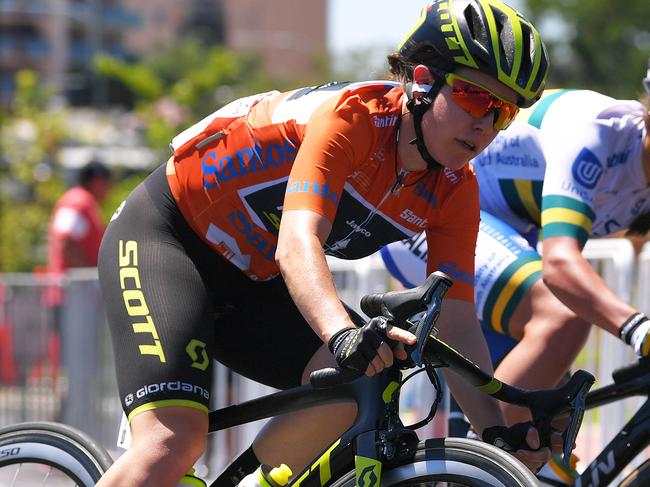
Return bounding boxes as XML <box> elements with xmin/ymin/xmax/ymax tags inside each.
<box><xmin>166</xmin><ymin>81</ymin><xmax>480</xmax><ymax>302</ymax></box>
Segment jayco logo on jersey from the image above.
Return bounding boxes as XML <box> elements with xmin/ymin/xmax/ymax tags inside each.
<box><xmin>346</xmin><ymin>219</ymin><xmax>371</xmax><ymax>237</ymax></box>
<box><xmin>285</xmin><ymin>179</ymin><xmax>339</xmax><ymax>203</ymax></box>
<box><xmin>202</xmin><ymin>139</ymin><xmax>298</xmax><ymax>190</ymax></box>
<box><xmin>571</xmin><ymin>148</ymin><xmax>603</xmax><ymax>189</ymax></box>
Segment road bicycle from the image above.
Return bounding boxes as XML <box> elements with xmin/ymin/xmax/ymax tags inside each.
<box><xmin>0</xmin><ymin>271</ymin><xmax>595</xmax><ymax>486</ymax></box>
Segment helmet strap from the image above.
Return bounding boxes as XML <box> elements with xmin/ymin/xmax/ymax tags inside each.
<box><xmin>405</xmin><ymin>76</ymin><xmax>446</xmax><ymax>171</ymax></box>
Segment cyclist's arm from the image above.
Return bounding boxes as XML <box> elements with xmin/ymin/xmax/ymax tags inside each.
<box><xmin>276</xmin><ymin>208</ymin><xmax>353</xmax><ymax>343</ymax></box>
<box><xmin>276</xmin><ymin>209</ymin><xmax>415</xmax><ymax>353</ymax></box>
<box><xmin>435</xmin><ymin>299</ymin><xmax>506</xmax><ymax>433</ymax></box>
<box><xmin>436</xmin><ymin>299</ymin><xmax>557</xmax><ymax>470</ymax></box>
<box><xmin>542</xmin><ymin>236</ymin><xmax>635</xmax><ymax>335</ymax></box>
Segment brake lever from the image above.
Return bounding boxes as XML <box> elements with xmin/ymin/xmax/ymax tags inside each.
<box><xmin>561</xmin><ymin>379</ymin><xmax>591</xmax><ymax>466</ymax></box>
<box><xmin>405</xmin><ymin>273</ymin><xmax>451</xmax><ymax>366</ymax></box>
<box><xmin>529</xmin><ymin>370</ymin><xmax>594</xmax><ymax>461</ymax></box>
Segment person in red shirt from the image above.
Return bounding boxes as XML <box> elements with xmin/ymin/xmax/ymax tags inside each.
<box><xmin>96</xmin><ymin>2</ymin><xmax>553</xmax><ymax>486</ymax></box>
<box><xmin>48</xmin><ymin>160</ymin><xmax>112</xmax><ymax>274</ymax></box>
<box><xmin>40</xmin><ymin>160</ymin><xmax>111</xmax><ymax>394</ymax></box>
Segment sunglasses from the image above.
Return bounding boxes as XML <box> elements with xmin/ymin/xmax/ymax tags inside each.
<box><xmin>445</xmin><ymin>73</ymin><xmax>519</xmax><ymax>131</ymax></box>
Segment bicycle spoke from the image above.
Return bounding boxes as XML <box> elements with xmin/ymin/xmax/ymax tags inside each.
<box><xmin>10</xmin><ymin>463</ymin><xmax>20</xmax><ymax>486</ymax></box>
<box><xmin>40</xmin><ymin>465</ymin><xmax>53</xmax><ymax>487</ymax></box>
<box><xmin>1</xmin><ymin>461</ymin><xmax>85</xmax><ymax>486</ymax></box>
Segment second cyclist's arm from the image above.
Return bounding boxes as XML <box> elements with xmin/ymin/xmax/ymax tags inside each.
<box><xmin>542</xmin><ymin>236</ymin><xmax>635</xmax><ymax>335</ymax></box>
<box><xmin>435</xmin><ymin>299</ymin><xmax>507</xmax><ymax>434</ymax></box>
<box><xmin>276</xmin><ymin>209</ymin><xmax>354</xmax><ymax>343</ymax></box>
<box><xmin>436</xmin><ymin>299</ymin><xmax>557</xmax><ymax>470</ymax></box>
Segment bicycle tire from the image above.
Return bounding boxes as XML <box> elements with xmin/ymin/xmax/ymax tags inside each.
<box><xmin>619</xmin><ymin>458</ymin><xmax>650</xmax><ymax>487</ymax></box>
<box><xmin>0</xmin><ymin>421</ymin><xmax>113</xmax><ymax>486</ymax></box>
<box><xmin>330</xmin><ymin>437</ymin><xmax>538</xmax><ymax>487</ymax></box>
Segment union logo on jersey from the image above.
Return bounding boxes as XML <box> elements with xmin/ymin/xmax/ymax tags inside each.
<box><xmin>571</xmin><ymin>148</ymin><xmax>603</xmax><ymax>189</ymax></box>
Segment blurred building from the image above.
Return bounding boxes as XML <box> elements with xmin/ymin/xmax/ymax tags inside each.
<box><xmin>0</xmin><ymin>0</ymin><xmax>140</xmax><ymax>106</ymax></box>
<box><xmin>222</xmin><ymin>0</ymin><xmax>327</xmax><ymax>80</ymax></box>
<box><xmin>0</xmin><ymin>0</ymin><xmax>327</xmax><ymax>107</ymax></box>
<box><xmin>121</xmin><ymin>0</ymin><xmax>225</xmax><ymax>56</ymax></box>
<box><xmin>123</xmin><ymin>0</ymin><xmax>327</xmax><ymax>81</ymax></box>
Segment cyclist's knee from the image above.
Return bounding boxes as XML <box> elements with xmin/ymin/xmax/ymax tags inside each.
<box><xmin>301</xmin><ymin>344</ymin><xmax>336</xmax><ymax>384</ymax></box>
<box><xmin>130</xmin><ymin>407</ymin><xmax>208</xmax><ymax>469</ymax></box>
<box><xmin>513</xmin><ymin>281</ymin><xmax>590</xmax><ymax>341</ymax></box>
<box><xmin>523</xmin><ymin>311</ymin><xmax>589</xmax><ymax>346</ymax></box>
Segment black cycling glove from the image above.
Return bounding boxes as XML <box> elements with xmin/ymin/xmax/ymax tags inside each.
<box><xmin>482</xmin><ymin>422</ymin><xmax>535</xmax><ymax>452</ymax></box>
<box><xmin>328</xmin><ymin>316</ymin><xmax>390</xmax><ymax>372</ymax></box>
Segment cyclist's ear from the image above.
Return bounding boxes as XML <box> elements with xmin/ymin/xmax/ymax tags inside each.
<box><xmin>412</xmin><ymin>65</ymin><xmax>434</xmax><ymax>102</ymax></box>
<box><xmin>413</xmin><ymin>65</ymin><xmax>433</xmax><ymax>84</ymax></box>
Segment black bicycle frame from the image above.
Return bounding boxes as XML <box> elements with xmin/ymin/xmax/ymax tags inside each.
<box><xmin>570</xmin><ymin>364</ymin><xmax>650</xmax><ymax>487</ymax></box>
<box><xmin>208</xmin><ymin>367</ymin><xmax>408</xmax><ymax>487</ymax></box>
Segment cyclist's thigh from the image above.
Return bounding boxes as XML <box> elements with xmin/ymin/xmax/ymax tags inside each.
<box><xmin>98</xmin><ymin>165</ymin><xmax>219</xmax><ymax>419</ymax></box>
<box><xmin>475</xmin><ymin>210</ymin><xmax>542</xmax><ymax>341</ymax></box>
<box><xmin>211</xmin><ymin>275</ymin><xmax>324</xmax><ymax>390</ymax></box>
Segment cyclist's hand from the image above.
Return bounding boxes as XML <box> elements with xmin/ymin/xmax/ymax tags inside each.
<box><xmin>482</xmin><ymin>423</ymin><xmax>561</xmax><ymax>472</ymax></box>
<box><xmin>328</xmin><ymin>317</ymin><xmax>415</xmax><ymax>376</ymax></box>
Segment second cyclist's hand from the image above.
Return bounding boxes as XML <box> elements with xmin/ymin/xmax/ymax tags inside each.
<box><xmin>482</xmin><ymin>423</ymin><xmax>562</xmax><ymax>472</ymax></box>
<box><xmin>328</xmin><ymin>317</ymin><xmax>415</xmax><ymax>376</ymax></box>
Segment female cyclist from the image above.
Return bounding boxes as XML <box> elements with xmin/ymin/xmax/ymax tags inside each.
<box><xmin>381</xmin><ymin>62</ymin><xmax>650</xmax><ymax>431</ymax></box>
<box><xmin>96</xmin><ymin>1</ymin><xmax>551</xmax><ymax>485</ymax></box>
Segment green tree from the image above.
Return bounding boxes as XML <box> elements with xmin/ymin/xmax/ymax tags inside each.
<box><xmin>523</xmin><ymin>0</ymin><xmax>650</xmax><ymax>98</ymax></box>
<box><xmin>94</xmin><ymin>38</ymin><xmax>304</xmax><ymax>151</ymax></box>
<box><xmin>0</xmin><ymin>70</ymin><xmax>66</xmax><ymax>271</ymax></box>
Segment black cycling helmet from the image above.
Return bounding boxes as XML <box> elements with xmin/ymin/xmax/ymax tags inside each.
<box><xmin>398</xmin><ymin>0</ymin><xmax>549</xmax><ymax>108</ymax></box>
<box><xmin>395</xmin><ymin>0</ymin><xmax>549</xmax><ymax>170</ymax></box>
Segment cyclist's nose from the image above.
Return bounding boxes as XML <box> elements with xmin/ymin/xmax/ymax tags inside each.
<box><xmin>473</xmin><ymin>111</ymin><xmax>495</xmax><ymax>132</ymax></box>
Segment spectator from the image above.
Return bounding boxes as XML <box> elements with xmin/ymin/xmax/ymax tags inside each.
<box><xmin>42</xmin><ymin>160</ymin><xmax>112</xmax><ymax>390</ymax></box>
<box><xmin>47</xmin><ymin>160</ymin><xmax>112</xmax><ymax>273</ymax></box>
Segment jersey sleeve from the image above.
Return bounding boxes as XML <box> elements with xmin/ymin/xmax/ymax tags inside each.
<box><xmin>539</xmin><ymin>119</ymin><xmax>599</xmax><ymax>247</ymax></box>
<box><xmin>282</xmin><ymin>95</ymin><xmax>374</xmax><ymax>222</ymax></box>
<box><xmin>426</xmin><ymin>173</ymin><xmax>480</xmax><ymax>302</ymax></box>
<box><xmin>51</xmin><ymin>207</ymin><xmax>89</xmax><ymax>240</ymax></box>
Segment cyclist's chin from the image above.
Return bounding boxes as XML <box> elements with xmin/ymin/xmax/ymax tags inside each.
<box><xmin>437</xmin><ymin>156</ymin><xmax>471</xmax><ymax>172</ymax></box>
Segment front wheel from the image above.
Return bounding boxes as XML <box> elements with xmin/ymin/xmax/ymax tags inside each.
<box><xmin>619</xmin><ymin>458</ymin><xmax>650</xmax><ymax>487</ymax></box>
<box><xmin>331</xmin><ymin>437</ymin><xmax>538</xmax><ymax>487</ymax></box>
<box><xmin>0</xmin><ymin>421</ymin><xmax>113</xmax><ymax>486</ymax></box>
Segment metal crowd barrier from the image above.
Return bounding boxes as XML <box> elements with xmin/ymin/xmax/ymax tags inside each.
<box><xmin>637</xmin><ymin>241</ymin><xmax>650</xmax><ymax>316</ymax></box>
<box><xmin>0</xmin><ymin>269</ymin><xmax>121</xmax><ymax>449</ymax></box>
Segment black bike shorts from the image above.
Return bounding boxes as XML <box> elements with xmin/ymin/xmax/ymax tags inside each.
<box><xmin>98</xmin><ymin>164</ymin><xmax>325</xmax><ymax>420</ymax></box>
